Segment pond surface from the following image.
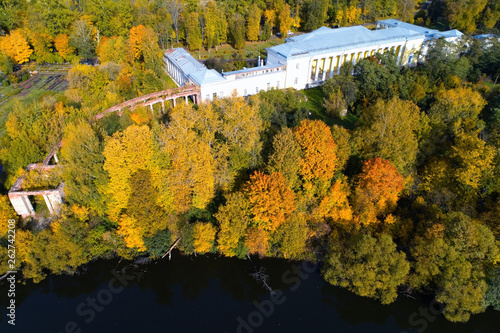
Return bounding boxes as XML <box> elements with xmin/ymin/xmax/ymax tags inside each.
<box><xmin>0</xmin><ymin>254</ymin><xmax>498</xmax><ymax>333</ymax></box>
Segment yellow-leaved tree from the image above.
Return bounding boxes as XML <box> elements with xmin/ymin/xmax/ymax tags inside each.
<box><xmin>293</xmin><ymin>119</ymin><xmax>338</xmax><ymax>191</ymax></box>
<box><xmin>0</xmin><ymin>29</ymin><xmax>33</xmax><ymax>64</ymax></box>
<box><xmin>193</xmin><ymin>222</ymin><xmax>217</xmax><ymax>254</ymax></box>
<box><xmin>0</xmin><ymin>195</ymin><xmax>16</xmax><ymax>236</ymax></box>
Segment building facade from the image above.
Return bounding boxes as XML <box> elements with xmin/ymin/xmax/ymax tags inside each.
<box><xmin>164</xmin><ymin>20</ymin><xmax>462</xmax><ymax>102</ymax></box>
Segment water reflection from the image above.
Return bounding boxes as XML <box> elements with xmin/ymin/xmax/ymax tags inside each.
<box><xmin>0</xmin><ymin>254</ymin><xmax>498</xmax><ymax>333</ymax></box>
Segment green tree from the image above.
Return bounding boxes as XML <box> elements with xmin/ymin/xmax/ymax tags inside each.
<box><xmin>354</xmin><ymin>97</ymin><xmax>421</xmax><ymax>174</ymax></box>
<box><xmin>323</xmin><ymin>233</ymin><xmax>410</xmax><ymax>304</ymax></box>
<box><xmin>185</xmin><ymin>12</ymin><xmax>202</xmax><ymax>51</ymax></box>
<box><xmin>70</xmin><ymin>17</ymin><xmax>97</xmax><ymax>59</ymax></box>
<box><xmin>60</xmin><ymin>122</ymin><xmax>107</xmax><ymax>215</ymax></box>
<box><xmin>229</xmin><ymin>13</ymin><xmax>246</xmax><ymax>49</ymax></box>
<box><xmin>267</xmin><ymin>127</ymin><xmax>302</xmax><ymax>190</ymax></box>
<box><xmin>215</xmin><ymin>192</ymin><xmax>251</xmax><ymax>257</ymax></box>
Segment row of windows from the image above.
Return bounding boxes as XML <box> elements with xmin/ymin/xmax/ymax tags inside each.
<box><xmin>205</xmin><ymin>81</ymin><xmax>282</xmax><ymax>100</ymax></box>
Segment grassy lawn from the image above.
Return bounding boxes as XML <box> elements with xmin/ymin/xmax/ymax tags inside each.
<box><xmin>302</xmin><ymin>87</ymin><xmax>358</xmax><ymax>129</ymax></box>
<box><xmin>184</xmin><ymin>38</ymin><xmax>286</xmax><ymax>61</ymax></box>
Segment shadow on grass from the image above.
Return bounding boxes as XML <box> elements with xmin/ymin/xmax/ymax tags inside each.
<box><xmin>301</xmin><ymin>87</ymin><xmax>358</xmax><ymax>130</ymax></box>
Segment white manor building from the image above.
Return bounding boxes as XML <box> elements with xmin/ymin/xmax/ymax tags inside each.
<box><xmin>164</xmin><ymin>19</ymin><xmax>462</xmax><ymax>102</ymax></box>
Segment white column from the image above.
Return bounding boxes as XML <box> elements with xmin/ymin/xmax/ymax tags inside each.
<box><xmin>23</xmin><ymin>196</ymin><xmax>35</xmax><ymax>214</ymax></box>
<box><xmin>43</xmin><ymin>194</ymin><xmax>54</xmax><ymax>214</ymax></box>
<box><xmin>314</xmin><ymin>59</ymin><xmax>320</xmax><ymax>82</ymax></box>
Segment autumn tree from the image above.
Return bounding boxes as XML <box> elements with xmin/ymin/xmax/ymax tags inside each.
<box><xmin>353</xmin><ymin>158</ymin><xmax>405</xmax><ymax>225</ymax></box>
<box><xmin>193</xmin><ymin>222</ymin><xmax>217</xmax><ymax>254</ymax></box>
<box><xmin>215</xmin><ymin>192</ymin><xmax>251</xmax><ymax>257</ymax></box>
<box><xmin>0</xmin><ymin>29</ymin><xmax>32</xmax><ymax>64</ymax></box>
<box><xmin>103</xmin><ymin>125</ymin><xmax>159</xmax><ymax>221</ymax></box>
<box><xmin>185</xmin><ymin>12</ymin><xmax>202</xmax><ymax>51</ymax></box>
<box><xmin>267</xmin><ymin>127</ymin><xmax>302</xmax><ymax>190</ymax></box>
<box><xmin>160</xmin><ymin>103</ymin><xmax>215</xmax><ymax>212</ymax></box>
<box><xmin>315</xmin><ymin>179</ymin><xmax>353</xmax><ymax>224</ymax></box>
<box><xmin>54</xmin><ymin>34</ymin><xmax>74</xmax><ymax>61</ymax></box>
<box><xmin>246</xmin><ymin>171</ymin><xmax>296</xmax><ymax>231</ymax></box>
<box><xmin>445</xmin><ymin>0</ymin><xmax>488</xmax><ymax>33</ymax></box>
<box><xmin>205</xmin><ymin>1</ymin><xmax>227</xmax><ymax>49</ymax></box>
<box><xmin>0</xmin><ymin>195</ymin><xmax>16</xmax><ymax>236</ymax></box>
<box><xmin>29</xmin><ymin>31</ymin><xmax>56</xmax><ymax>63</ymax></box>
<box><xmin>293</xmin><ymin>119</ymin><xmax>337</xmax><ymax>189</ymax></box>
<box><xmin>410</xmin><ymin>212</ymin><xmax>499</xmax><ymax>322</ymax></box>
<box><xmin>429</xmin><ymin>87</ymin><xmax>486</xmax><ymax>136</ymax></box>
<box><xmin>354</xmin><ymin>97</ymin><xmax>421</xmax><ymax>174</ymax></box>
<box><xmin>246</xmin><ymin>4</ymin><xmax>261</xmax><ymax>42</ymax></box>
<box><xmin>330</xmin><ymin>125</ymin><xmax>351</xmax><ymax>171</ymax></box>
<box><xmin>245</xmin><ymin>227</ymin><xmax>270</xmax><ymax>257</ymax></box>
<box><xmin>450</xmin><ymin>132</ymin><xmax>496</xmax><ymax>189</ymax></box>
<box><xmin>60</xmin><ymin>121</ymin><xmax>107</xmax><ymax>215</ymax></box>
<box><xmin>97</xmin><ymin>36</ymin><xmax>127</xmax><ymax>64</ymax></box>
<box><xmin>323</xmin><ymin>233</ymin><xmax>410</xmax><ymax>304</ymax></box>
<box><xmin>129</xmin><ymin>24</ymin><xmax>162</xmax><ymax>73</ymax></box>
<box><xmin>277</xmin><ymin>212</ymin><xmax>310</xmax><ymax>259</ymax></box>
<box><xmin>278</xmin><ymin>4</ymin><xmax>293</xmax><ymax>37</ymax></box>
<box><xmin>213</xmin><ymin>94</ymin><xmax>262</xmax><ymax>189</ymax></box>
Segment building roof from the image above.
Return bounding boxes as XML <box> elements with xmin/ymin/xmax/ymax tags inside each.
<box><xmin>268</xmin><ymin>25</ymin><xmax>425</xmax><ymax>60</ymax></box>
<box><xmin>164</xmin><ymin>48</ymin><xmax>225</xmax><ymax>86</ymax></box>
<box><xmin>222</xmin><ymin>63</ymin><xmax>285</xmax><ymax>76</ymax></box>
<box><xmin>378</xmin><ymin>19</ymin><xmax>463</xmax><ymax>39</ymax></box>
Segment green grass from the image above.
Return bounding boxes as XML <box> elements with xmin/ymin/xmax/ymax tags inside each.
<box><xmin>301</xmin><ymin>86</ymin><xmax>358</xmax><ymax>129</ymax></box>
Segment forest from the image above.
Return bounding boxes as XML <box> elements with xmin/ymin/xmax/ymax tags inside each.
<box><xmin>0</xmin><ymin>0</ymin><xmax>500</xmax><ymax>325</ymax></box>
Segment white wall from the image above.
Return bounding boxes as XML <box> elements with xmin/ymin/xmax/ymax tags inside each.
<box><xmin>200</xmin><ymin>70</ymin><xmax>286</xmax><ymax>102</ymax></box>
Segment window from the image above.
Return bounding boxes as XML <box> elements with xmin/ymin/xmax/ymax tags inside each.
<box><xmin>267</xmin><ymin>83</ymin><xmax>270</xmax><ymax>90</ymax></box>
<box><xmin>277</xmin><ymin>81</ymin><xmax>280</xmax><ymax>87</ymax></box>
<box><xmin>407</xmin><ymin>54</ymin><xmax>414</xmax><ymax>64</ymax></box>
<box><xmin>294</xmin><ymin>77</ymin><xmax>298</xmax><ymax>85</ymax></box>
<box><xmin>244</xmin><ymin>89</ymin><xmax>247</xmax><ymax>96</ymax></box>
<box><xmin>220</xmin><ymin>92</ymin><xmax>223</xmax><ymax>97</ymax></box>
<box><xmin>213</xmin><ymin>93</ymin><xmax>217</xmax><ymax>99</ymax></box>
<box><xmin>206</xmin><ymin>94</ymin><xmax>209</xmax><ymax>100</ymax></box>
<box><xmin>296</xmin><ymin>63</ymin><xmax>299</xmax><ymax>69</ymax></box>
<box><xmin>256</xmin><ymin>87</ymin><xmax>259</xmax><ymax>93</ymax></box>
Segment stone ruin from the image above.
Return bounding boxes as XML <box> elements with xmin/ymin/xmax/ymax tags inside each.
<box><xmin>8</xmin><ymin>143</ymin><xmax>64</xmax><ymax>218</ymax></box>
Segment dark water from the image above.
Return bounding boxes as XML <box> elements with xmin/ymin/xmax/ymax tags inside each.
<box><xmin>0</xmin><ymin>254</ymin><xmax>498</xmax><ymax>333</ymax></box>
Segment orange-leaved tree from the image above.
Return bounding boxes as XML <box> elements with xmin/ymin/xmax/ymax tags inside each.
<box><xmin>315</xmin><ymin>178</ymin><xmax>353</xmax><ymax>224</ymax></box>
<box><xmin>245</xmin><ymin>227</ymin><xmax>269</xmax><ymax>257</ymax></box>
<box><xmin>353</xmin><ymin>157</ymin><xmax>405</xmax><ymax>225</ymax></box>
<box><xmin>293</xmin><ymin>119</ymin><xmax>337</xmax><ymax>188</ymax></box>
<box><xmin>246</xmin><ymin>171</ymin><xmax>296</xmax><ymax>231</ymax></box>
<box><xmin>54</xmin><ymin>34</ymin><xmax>74</xmax><ymax>61</ymax></box>
<box><xmin>129</xmin><ymin>24</ymin><xmax>148</xmax><ymax>60</ymax></box>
